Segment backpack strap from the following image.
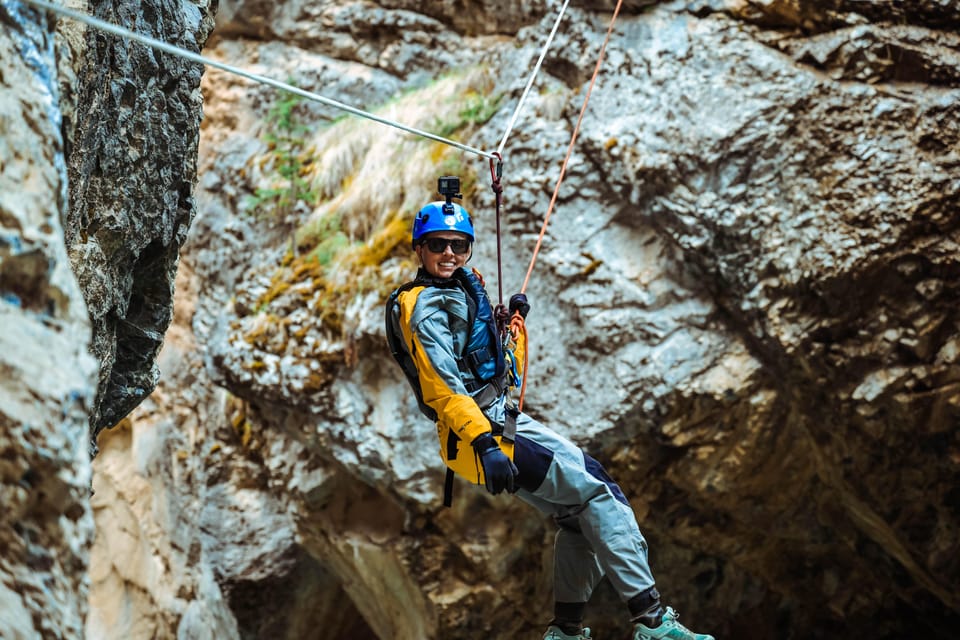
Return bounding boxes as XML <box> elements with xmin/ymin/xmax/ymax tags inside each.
<box><xmin>454</xmin><ymin>269</ymin><xmax>506</xmax><ymax>383</ymax></box>
<box><xmin>385</xmin><ymin>281</ymin><xmax>437</xmax><ymax>421</ymax></box>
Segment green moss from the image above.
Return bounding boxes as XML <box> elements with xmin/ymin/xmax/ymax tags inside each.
<box><xmin>433</xmin><ymin>90</ymin><xmax>504</xmax><ymax>139</ymax></box>
<box><xmin>307</xmin><ymin>230</ymin><xmax>351</xmax><ymax>266</ymax></box>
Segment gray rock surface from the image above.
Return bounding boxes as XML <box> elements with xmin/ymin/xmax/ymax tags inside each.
<box><xmin>0</xmin><ymin>3</ymin><xmax>97</xmax><ymax>638</ymax></box>
<box><xmin>181</xmin><ymin>1</ymin><xmax>960</xmax><ymax>637</ymax></box>
<box><xmin>2</xmin><ymin>0</ymin><xmax>959</xmax><ymax>638</ymax></box>
<box><xmin>65</xmin><ymin>0</ymin><xmax>216</xmax><ymax>442</ymax></box>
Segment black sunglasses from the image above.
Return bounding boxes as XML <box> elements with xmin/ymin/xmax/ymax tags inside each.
<box><xmin>421</xmin><ymin>237</ymin><xmax>472</xmax><ymax>255</ymax></box>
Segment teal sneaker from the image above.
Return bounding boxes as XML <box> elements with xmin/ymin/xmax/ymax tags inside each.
<box><xmin>633</xmin><ymin>607</ymin><xmax>713</xmax><ymax>640</ymax></box>
<box><xmin>543</xmin><ymin>625</ymin><xmax>592</xmax><ymax>640</ymax></box>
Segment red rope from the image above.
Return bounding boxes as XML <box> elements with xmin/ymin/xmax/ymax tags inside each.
<box><xmin>521</xmin><ymin>0</ymin><xmax>625</xmax><ymax>295</ymax></box>
<box><xmin>509</xmin><ymin>312</ymin><xmax>529</xmax><ymax>411</ymax></box>
<box><xmin>513</xmin><ymin>0</ymin><xmax>624</xmax><ymax>411</ymax></box>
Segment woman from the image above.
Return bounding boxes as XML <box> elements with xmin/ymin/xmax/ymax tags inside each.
<box><xmin>386</xmin><ymin>191</ymin><xmax>713</xmax><ymax>640</ymax></box>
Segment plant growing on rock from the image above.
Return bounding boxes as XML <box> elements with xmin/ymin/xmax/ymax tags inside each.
<box><xmin>246</xmin><ymin>86</ymin><xmax>318</xmax><ymax>222</ymax></box>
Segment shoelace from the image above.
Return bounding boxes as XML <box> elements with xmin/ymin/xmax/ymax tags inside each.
<box><xmin>545</xmin><ymin>628</ymin><xmax>590</xmax><ymax>640</ymax></box>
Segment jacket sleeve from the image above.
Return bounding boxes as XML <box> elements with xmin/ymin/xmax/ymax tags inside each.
<box><xmin>397</xmin><ymin>287</ymin><xmax>491</xmax><ymax>445</ymax></box>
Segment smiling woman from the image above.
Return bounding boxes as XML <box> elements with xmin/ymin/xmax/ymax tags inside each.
<box><xmin>386</xmin><ymin>180</ymin><xmax>714</xmax><ymax>640</ymax></box>
<box><xmin>409</xmin><ymin>195</ymin><xmax>476</xmax><ymax>277</ymax></box>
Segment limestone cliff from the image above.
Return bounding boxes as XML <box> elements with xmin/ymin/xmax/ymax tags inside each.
<box><xmin>64</xmin><ymin>0</ymin><xmax>217</xmax><ymax>442</ymax></box>
<box><xmin>2</xmin><ymin>0</ymin><xmax>958</xmax><ymax>639</ymax></box>
<box><xmin>1</xmin><ymin>3</ymin><xmax>97</xmax><ymax>637</ymax></box>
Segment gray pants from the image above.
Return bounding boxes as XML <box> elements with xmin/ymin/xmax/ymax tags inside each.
<box><xmin>510</xmin><ymin>411</ymin><xmax>656</xmax><ymax>604</ymax></box>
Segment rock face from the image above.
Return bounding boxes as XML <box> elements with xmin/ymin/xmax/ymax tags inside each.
<box><xmin>0</xmin><ymin>3</ymin><xmax>97</xmax><ymax>638</ymax></box>
<box><xmin>65</xmin><ymin>0</ymin><xmax>217</xmax><ymax>443</ymax></box>
<box><xmin>3</xmin><ymin>0</ymin><xmax>216</xmax><ymax>637</ymax></box>
<box><xmin>3</xmin><ymin>0</ymin><xmax>959</xmax><ymax>639</ymax></box>
<box><xmin>174</xmin><ymin>1</ymin><xmax>959</xmax><ymax>638</ymax></box>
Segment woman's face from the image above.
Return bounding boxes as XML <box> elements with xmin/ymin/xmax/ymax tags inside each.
<box><xmin>416</xmin><ymin>232</ymin><xmax>472</xmax><ymax>279</ymax></box>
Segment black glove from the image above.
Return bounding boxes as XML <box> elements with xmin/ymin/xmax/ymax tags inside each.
<box><xmin>508</xmin><ymin>293</ymin><xmax>530</xmax><ymax>319</ymax></box>
<box><xmin>472</xmin><ymin>433</ymin><xmax>518</xmax><ymax>495</ymax></box>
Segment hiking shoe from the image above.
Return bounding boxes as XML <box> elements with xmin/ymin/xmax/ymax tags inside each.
<box><xmin>633</xmin><ymin>607</ymin><xmax>713</xmax><ymax>640</ymax></box>
<box><xmin>542</xmin><ymin>625</ymin><xmax>592</xmax><ymax>640</ymax></box>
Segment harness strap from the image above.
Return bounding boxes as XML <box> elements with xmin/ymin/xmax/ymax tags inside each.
<box><xmin>443</xmin><ymin>429</ymin><xmax>463</xmax><ymax>508</ymax></box>
<box><xmin>470</xmin><ymin>375</ymin><xmax>507</xmax><ymax>408</ymax></box>
<box><xmin>443</xmin><ymin>469</ymin><xmax>455</xmax><ymax>508</ymax></box>
<box><xmin>502</xmin><ymin>405</ymin><xmax>519</xmax><ymax>444</ymax></box>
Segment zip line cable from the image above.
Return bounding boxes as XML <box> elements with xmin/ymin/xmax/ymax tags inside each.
<box><xmin>495</xmin><ymin>0</ymin><xmax>570</xmax><ymax>157</ymax></box>
<box><xmin>21</xmin><ymin>0</ymin><xmax>496</xmax><ymax>160</ymax></box>
<box><xmin>520</xmin><ymin>0</ymin><xmax>624</xmax><ymax>294</ymax></box>
<box><xmin>23</xmin><ymin>0</ymin><xmax>587</xmax><ymax>171</ymax></box>
<box><xmin>22</xmin><ymin>0</ymin><xmax>622</xmax><ymax>286</ymax></box>
<box><xmin>24</xmin><ymin>0</ymin><xmax>618</xmax><ymax>292</ymax></box>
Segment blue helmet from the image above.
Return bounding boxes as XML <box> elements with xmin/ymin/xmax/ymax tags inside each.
<box><xmin>411</xmin><ymin>201</ymin><xmax>475</xmax><ymax>247</ymax></box>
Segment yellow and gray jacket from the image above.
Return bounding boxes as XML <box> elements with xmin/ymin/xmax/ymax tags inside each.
<box><xmin>386</xmin><ymin>267</ymin><xmax>523</xmax><ymax>487</ymax></box>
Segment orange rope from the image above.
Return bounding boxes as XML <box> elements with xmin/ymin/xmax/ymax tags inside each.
<box><xmin>521</xmin><ymin>0</ymin><xmax>625</xmax><ymax>294</ymax></box>
<box><xmin>509</xmin><ymin>312</ymin><xmax>529</xmax><ymax>411</ymax></box>
<box><xmin>514</xmin><ymin>0</ymin><xmax>624</xmax><ymax>411</ymax></box>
